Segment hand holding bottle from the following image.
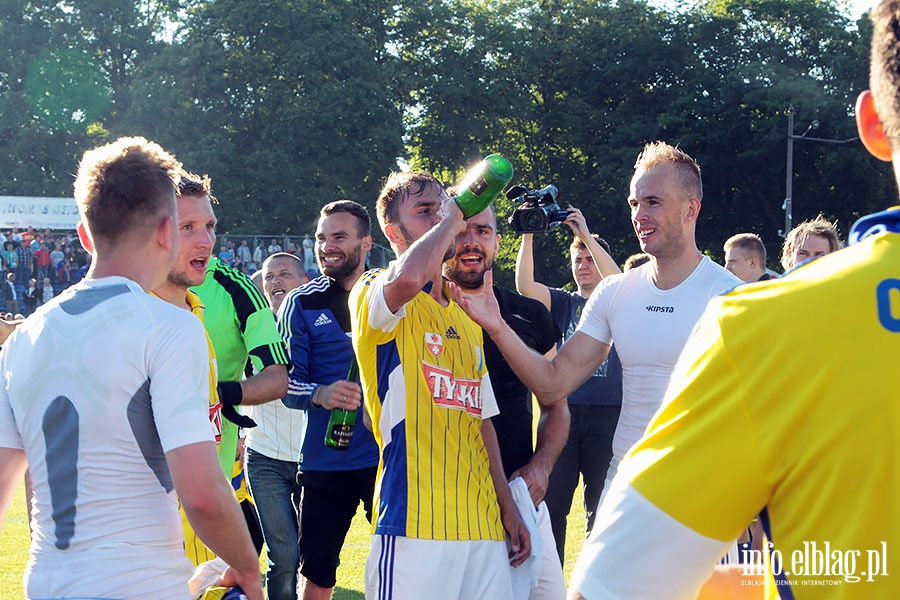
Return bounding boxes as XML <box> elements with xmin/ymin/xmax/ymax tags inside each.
<box><xmin>312</xmin><ymin>379</ymin><xmax>361</xmax><ymax>411</ymax></box>
<box><xmin>324</xmin><ymin>359</ymin><xmax>361</xmax><ymax>450</ymax></box>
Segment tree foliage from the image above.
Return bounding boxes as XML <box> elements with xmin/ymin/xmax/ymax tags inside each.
<box><xmin>0</xmin><ymin>0</ymin><xmax>888</xmax><ymax>277</ymax></box>
<box><xmin>122</xmin><ymin>0</ymin><xmax>403</xmax><ymax>235</ymax></box>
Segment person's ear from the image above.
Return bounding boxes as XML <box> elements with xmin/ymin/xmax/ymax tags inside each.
<box><xmin>383</xmin><ymin>223</ymin><xmax>401</xmax><ymax>245</ymax></box>
<box><xmin>856</xmin><ymin>90</ymin><xmax>893</xmax><ymax>162</ymax></box>
<box><xmin>76</xmin><ymin>221</ymin><xmax>94</xmax><ymax>253</ymax></box>
<box><xmin>685</xmin><ymin>197</ymin><xmax>701</xmax><ymax>221</ymax></box>
<box><xmin>361</xmin><ymin>235</ymin><xmax>373</xmax><ymax>253</ymax></box>
<box><xmin>157</xmin><ymin>216</ymin><xmax>175</xmax><ymax>252</ymax></box>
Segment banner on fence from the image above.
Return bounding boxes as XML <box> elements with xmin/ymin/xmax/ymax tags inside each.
<box><xmin>0</xmin><ymin>197</ymin><xmax>80</xmax><ymax>230</ymax></box>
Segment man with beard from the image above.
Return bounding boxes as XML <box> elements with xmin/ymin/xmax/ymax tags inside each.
<box><xmin>443</xmin><ymin>205</ymin><xmax>567</xmax><ymax>599</ymax></box>
<box><xmin>191</xmin><ymin>179</ymin><xmax>290</xmax><ymax>563</ymax></box>
<box><xmin>279</xmin><ymin>200</ymin><xmax>380</xmax><ymax>600</ymax></box>
<box><xmin>154</xmin><ymin>173</ymin><xmax>266</xmax><ymax>566</ymax></box>
<box><xmin>153</xmin><ymin>174</ymin><xmax>227</xmax><ymax>469</ymax></box>
<box><xmin>243</xmin><ymin>251</ymin><xmax>308</xmax><ymax>600</ymax></box>
<box><xmin>349</xmin><ymin>172</ymin><xmax>528</xmax><ymax>600</ymax></box>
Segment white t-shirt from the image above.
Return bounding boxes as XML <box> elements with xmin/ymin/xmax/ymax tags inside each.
<box><xmin>0</xmin><ymin>276</ymin><xmax>214</xmax><ymax>600</ymax></box>
<box><xmin>244</xmin><ymin>381</ymin><xmax>306</xmax><ymax>462</ymax></box>
<box><xmin>578</xmin><ymin>256</ymin><xmax>740</xmax><ymax>488</ymax></box>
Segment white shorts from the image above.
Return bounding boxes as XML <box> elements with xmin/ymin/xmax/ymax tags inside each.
<box><xmin>25</xmin><ymin>542</ymin><xmax>193</xmax><ymax>600</ymax></box>
<box><xmin>516</xmin><ymin>502</ymin><xmax>566</xmax><ymax>600</ymax></box>
<box><xmin>365</xmin><ymin>535</ymin><xmax>514</xmax><ymax>600</ymax></box>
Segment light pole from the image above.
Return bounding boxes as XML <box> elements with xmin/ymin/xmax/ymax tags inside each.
<box><xmin>781</xmin><ymin>104</ymin><xmax>858</xmax><ymax>238</ymax></box>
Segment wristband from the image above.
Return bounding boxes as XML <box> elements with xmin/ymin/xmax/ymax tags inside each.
<box><xmin>216</xmin><ymin>381</ymin><xmax>257</xmax><ymax>428</ymax></box>
<box><xmin>217</xmin><ymin>380</ymin><xmax>244</xmax><ymax>406</ymax></box>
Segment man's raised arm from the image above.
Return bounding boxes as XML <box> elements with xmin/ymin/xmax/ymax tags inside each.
<box><xmin>515</xmin><ymin>234</ymin><xmax>552</xmax><ymax>309</ymax></box>
<box><xmin>382</xmin><ymin>196</ymin><xmax>465</xmax><ymax>313</ymax></box>
<box><xmin>564</xmin><ymin>207</ymin><xmax>621</xmax><ymax>278</ymax></box>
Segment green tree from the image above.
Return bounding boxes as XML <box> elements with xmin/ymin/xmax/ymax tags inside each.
<box><xmin>395</xmin><ymin>0</ymin><xmax>884</xmax><ymax>282</ymax></box>
<box><xmin>393</xmin><ymin>0</ymin><xmax>701</xmax><ymax>286</ymax></box>
<box><xmin>0</xmin><ymin>0</ymin><xmax>179</xmax><ymax>196</ymax></box>
<box><xmin>124</xmin><ymin>0</ymin><xmax>404</xmax><ymax>236</ymax></box>
<box><xmin>668</xmin><ymin>0</ymin><xmax>887</xmax><ymax>265</ymax></box>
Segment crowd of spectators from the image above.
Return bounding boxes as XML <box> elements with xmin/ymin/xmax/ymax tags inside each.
<box><xmin>0</xmin><ymin>226</ymin><xmax>90</xmax><ymax>318</ymax></box>
<box><xmin>0</xmin><ymin>229</ymin><xmax>317</xmax><ymax>320</ymax></box>
<box><xmin>215</xmin><ymin>236</ymin><xmax>322</xmax><ymax>277</ymax></box>
<box><xmin>0</xmin><ymin>228</ymin><xmax>387</xmax><ymax>320</ymax></box>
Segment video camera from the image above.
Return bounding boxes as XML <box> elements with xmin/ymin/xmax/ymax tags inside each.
<box><xmin>507</xmin><ymin>184</ymin><xmax>568</xmax><ymax>234</ymax></box>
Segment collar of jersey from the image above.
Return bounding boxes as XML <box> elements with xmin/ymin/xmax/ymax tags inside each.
<box><xmin>849</xmin><ymin>206</ymin><xmax>900</xmax><ymax>244</ymax></box>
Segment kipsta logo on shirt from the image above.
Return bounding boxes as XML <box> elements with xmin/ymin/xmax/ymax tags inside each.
<box><xmin>425</xmin><ymin>332</ymin><xmax>443</xmax><ymax>357</ymax></box>
<box><xmin>645</xmin><ymin>305</ymin><xmax>674</xmax><ymax>313</ymax></box>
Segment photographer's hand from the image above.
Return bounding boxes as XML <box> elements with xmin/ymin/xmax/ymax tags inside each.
<box><xmin>564</xmin><ymin>206</ymin><xmax>592</xmax><ymax>239</ymax></box>
<box><xmin>515</xmin><ymin>234</ymin><xmax>552</xmax><ymax>310</ymax></box>
<box><xmin>564</xmin><ymin>207</ymin><xmax>622</xmax><ymax>278</ymax></box>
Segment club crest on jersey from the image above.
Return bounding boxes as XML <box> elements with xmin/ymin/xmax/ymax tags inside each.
<box><xmin>422</xmin><ymin>361</ymin><xmax>482</xmax><ymax>416</ymax></box>
<box><xmin>209</xmin><ymin>400</ymin><xmax>223</xmax><ymax>444</ymax></box>
<box><xmin>425</xmin><ymin>332</ymin><xmax>443</xmax><ymax>357</ymax></box>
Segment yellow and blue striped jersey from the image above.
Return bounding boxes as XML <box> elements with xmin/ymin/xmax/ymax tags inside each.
<box><xmin>350</xmin><ymin>267</ymin><xmax>504</xmax><ymax>541</ymax></box>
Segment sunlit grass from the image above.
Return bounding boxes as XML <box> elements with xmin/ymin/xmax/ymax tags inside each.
<box><xmin>0</xmin><ymin>398</ymin><xmax>590</xmax><ymax>598</ymax></box>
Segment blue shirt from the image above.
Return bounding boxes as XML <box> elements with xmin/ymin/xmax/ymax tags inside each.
<box><xmin>279</xmin><ymin>275</ymin><xmax>379</xmax><ymax>471</ymax></box>
<box><xmin>549</xmin><ymin>287</ymin><xmax>622</xmax><ymax>407</ymax></box>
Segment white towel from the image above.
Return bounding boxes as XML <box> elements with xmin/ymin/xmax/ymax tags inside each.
<box><xmin>509</xmin><ymin>477</ymin><xmax>543</xmax><ymax>597</ymax></box>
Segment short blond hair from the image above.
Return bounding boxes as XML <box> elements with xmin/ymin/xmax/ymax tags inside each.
<box><xmin>74</xmin><ymin>136</ymin><xmax>180</xmax><ymax>247</ymax></box>
<box><xmin>634</xmin><ymin>141</ymin><xmax>702</xmax><ymax>201</ymax></box>
<box><xmin>724</xmin><ymin>233</ymin><xmax>766</xmax><ymax>264</ymax></box>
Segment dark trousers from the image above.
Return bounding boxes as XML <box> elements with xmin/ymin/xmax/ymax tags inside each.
<box><xmin>543</xmin><ymin>403</ymin><xmax>620</xmax><ymax>561</ymax></box>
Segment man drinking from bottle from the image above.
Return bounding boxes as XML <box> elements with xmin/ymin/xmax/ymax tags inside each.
<box><xmin>349</xmin><ymin>171</ymin><xmax>529</xmax><ymax>600</ymax></box>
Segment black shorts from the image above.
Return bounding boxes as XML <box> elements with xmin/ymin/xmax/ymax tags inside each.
<box><xmin>294</xmin><ymin>467</ymin><xmax>377</xmax><ymax>588</ymax></box>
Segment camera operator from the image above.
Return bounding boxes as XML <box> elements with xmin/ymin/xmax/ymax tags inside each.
<box><xmin>514</xmin><ymin>205</ymin><xmax>622</xmax><ymax>561</ymax></box>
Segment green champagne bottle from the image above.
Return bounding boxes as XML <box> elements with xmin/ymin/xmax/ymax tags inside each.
<box><xmin>324</xmin><ymin>358</ymin><xmax>359</xmax><ymax>451</ymax></box>
<box><xmin>454</xmin><ymin>154</ymin><xmax>514</xmax><ymax>218</ymax></box>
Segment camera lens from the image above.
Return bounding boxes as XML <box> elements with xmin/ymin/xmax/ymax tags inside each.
<box><xmin>523</xmin><ymin>210</ymin><xmax>545</xmax><ymax>231</ymax></box>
